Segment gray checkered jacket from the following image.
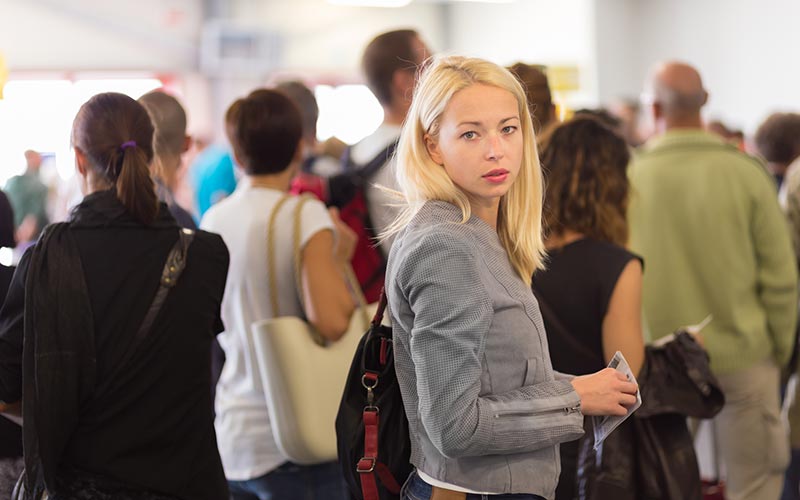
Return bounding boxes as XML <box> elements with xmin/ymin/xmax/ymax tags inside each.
<box><xmin>386</xmin><ymin>201</ymin><xmax>584</xmax><ymax>497</ymax></box>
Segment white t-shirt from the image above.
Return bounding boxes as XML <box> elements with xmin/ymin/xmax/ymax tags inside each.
<box><xmin>200</xmin><ymin>182</ymin><xmax>334</xmax><ymax>481</ymax></box>
<box><xmin>350</xmin><ymin>123</ymin><xmax>402</xmax><ymax>255</ymax></box>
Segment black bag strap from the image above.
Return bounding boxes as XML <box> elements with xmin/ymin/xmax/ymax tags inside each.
<box><xmin>330</xmin><ymin>141</ymin><xmax>399</xmax><ymax>208</ymax></box>
<box><xmin>342</xmin><ymin>141</ymin><xmax>398</xmax><ymax>179</ymax></box>
<box><xmin>97</xmin><ymin>229</ymin><xmax>195</xmax><ymax>394</ymax></box>
<box><xmin>532</xmin><ymin>288</ymin><xmax>605</xmax><ymax>368</ymax></box>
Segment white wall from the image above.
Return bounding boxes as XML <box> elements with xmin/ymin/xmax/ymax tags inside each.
<box><xmin>592</xmin><ymin>0</ymin><xmax>641</xmax><ymax>104</ymax></box>
<box><xmin>234</xmin><ymin>0</ymin><xmax>445</xmax><ymax>76</ymax></box>
<box><xmin>622</xmin><ymin>0</ymin><xmax>800</xmax><ymax>134</ymax></box>
<box><xmin>4</xmin><ymin>0</ymin><xmax>799</xmax><ymax>135</ymax></box>
<box><xmin>0</xmin><ymin>0</ymin><xmax>200</xmax><ymax>71</ymax></box>
<box><xmin>447</xmin><ymin>0</ymin><xmax>598</xmax><ymax>106</ymax></box>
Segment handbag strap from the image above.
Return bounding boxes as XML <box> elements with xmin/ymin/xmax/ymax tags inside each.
<box><xmin>95</xmin><ymin>228</ymin><xmax>195</xmax><ymax>399</ymax></box>
<box><xmin>266</xmin><ymin>194</ymin><xmax>369</xmax><ymax>324</ymax></box>
<box><xmin>267</xmin><ymin>193</ymin><xmax>295</xmax><ymax>317</ymax></box>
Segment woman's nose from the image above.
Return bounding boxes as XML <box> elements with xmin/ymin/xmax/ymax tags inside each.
<box><xmin>485</xmin><ymin>134</ymin><xmax>504</xmax><ymax>161</ymax></box>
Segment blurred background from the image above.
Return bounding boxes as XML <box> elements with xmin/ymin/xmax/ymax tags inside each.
<box><xmin>0</xmin><ymin>0</ymin><xmax>797</xmax><ymax>194</ymax></box>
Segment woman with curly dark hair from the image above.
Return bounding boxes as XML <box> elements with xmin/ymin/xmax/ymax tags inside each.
<box><xmin>532</xmin><ymin>117</ymin><xmax>645</xmax><ymax>500</ymax></box>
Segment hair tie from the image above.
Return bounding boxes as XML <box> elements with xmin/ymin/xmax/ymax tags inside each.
<box><xmin>120</xmin><ymin>141</ymin><xmax>137</xmax><ymax>151</ymax></box>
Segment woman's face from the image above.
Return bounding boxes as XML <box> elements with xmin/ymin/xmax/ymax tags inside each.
<box><xmin>425</xmin><ymin>83</ymin><xmax>523</xmax><ymax>212</ymax></box>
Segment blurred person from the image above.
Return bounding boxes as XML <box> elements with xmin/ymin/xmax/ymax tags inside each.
<box><xmin>630</xmin><ymin>61</ymin><xmax>798</xmax><ymax>500</ymax></box>
<box><xmin>4</xmin><ymin>150</ymin><xmax>49</xmax><ymax>243</ymax></box>
<box><xmin>276</xmin><ymin>80</ymin><xmax>341</xmax><ymax>178</ymax></box>
<box><xmin>290</xmin><ymin>29</ymin><xmax>431</xmax><ymax>304</ymax></box>
<box><xmin>0</xmin><ymin>92</ymin><xmax>230</xmax><ymax>499</ymax></box>
<box><xmin>0</xmin><ymin>190</ymin><xmax>22</xmax><ymax>498</ymax></box>
<box><xmin>707</xmin><ymin>120</ymin><xmax>746</xmax><ymax>152</ymax></box>
<box><xmin>770</xmin><ymin>113</ymin><xmax>800</xmax><ymax>500</ymax></box>
<box><xmin>383</xmin><ymin>55</ymin><xmax>637</xmax><ymax>500</ymax></box>
<box><xmin>507</xmin><ymin>63</ymin><xmax>557</xmax><ymax>139</ymax></box>
<box><xmin>572</xmin><ymin>108</ymin><xmax>624</xmax><ymax>134</ymax></box>
<box><xmin>609</xmin><ymin>98</ymin><xmax>645</xmax><ymax>147</ymax></box>
<box><xmin>202</xmin><ymin>89</ymin><xmax>357</xmax><ymax>500</ymax></box>
<box><xmin>190</xmin><ymin>141</ymin><xmax>238</xmax><ymax>219</ymax></box>
<box><xmin>534</xmin><ymin>117</ymin><xmax>644</xmax><ymax>499</ymax></box>
<box><xmin>754</xmin><ymin>112</ymin><xmax>800</xmax><ymax>193</ymax></box>
<box><xmin>352</xmin><ymin>28</ymin><xmax>430</xmax><ymax>255</ymax></box>
<box><xmin>138</xmin><ymin>90</ymin><xmax>197</xmax><ymax>229</ymax></box>
<box><xmin>139</xmin><ymin>90</ymin><xmax>230</xmax><ymax>415</ymax></box>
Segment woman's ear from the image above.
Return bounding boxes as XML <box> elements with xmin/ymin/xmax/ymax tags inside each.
<box><xmin>424</xmin><ymin>134</ymin><xmax>443</xmax><ymax>166</ymax></box>
<box><xmin>74</xmin><ymin>147</ymin><xmax>88</xmax><ymax>177</ymax></box>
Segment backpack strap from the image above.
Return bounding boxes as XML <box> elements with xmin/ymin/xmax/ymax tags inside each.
<box><xmin>340</xmin><ymin>140</ymin><xmax>398</xmax><ymax>179</ymax></box>
<box><xmin>330</xmin><ymin>140</ymin><xmax>399</xmax><ymax>208</ymax></box>
<box><xmin>358</xmin><ymin>140</ymin><xmax>399</xmax><ymax>180</ymax></box>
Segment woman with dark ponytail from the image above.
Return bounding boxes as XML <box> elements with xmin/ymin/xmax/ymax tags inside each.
<box><xmin>0</xmin><ymin>92</ymin><xmax>230</xmax><ymax>499</ymax></box>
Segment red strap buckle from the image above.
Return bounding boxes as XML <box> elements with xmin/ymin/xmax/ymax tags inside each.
<box><xmin>357</xmin><ymin>457</ymin><xmax>377</xmax><ymax>473</ymax></box>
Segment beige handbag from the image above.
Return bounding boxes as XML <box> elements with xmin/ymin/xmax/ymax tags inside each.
<box><xmin>251</xmin><ymin>194</ymin><xmax>376</xmax><ymax>464</ymax></box>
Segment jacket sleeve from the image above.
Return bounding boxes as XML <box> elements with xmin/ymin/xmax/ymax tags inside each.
<box><xmin>398</xmin><ymin>233</ymin><xmax>583</xmax><ymax>459</ymax></box>
<box><xmin>0</xmin><ymin>250</ymin><xmax>31</xmax><ymax>403</ymax></box>
<box><xmin>752</xmin><ymin>174</ymin><xmax>799</xmax><ymax>368</ymax></box>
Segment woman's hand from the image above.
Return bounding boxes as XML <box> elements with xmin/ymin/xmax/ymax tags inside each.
<box><xmin>570</xmin><ymin>368</ymin><xmax>638</xmax><ymax>416</ymax></box>
<box><xmin>329</xmin><ymin>207</ymin><xmax>357</xmax><ymax>264</ymax></box>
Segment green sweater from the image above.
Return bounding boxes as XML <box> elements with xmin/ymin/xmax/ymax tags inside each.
<box><xmin>629</xmin><ymin>129</ymin><xmax>798</xmax><ymax>374</ymax></box>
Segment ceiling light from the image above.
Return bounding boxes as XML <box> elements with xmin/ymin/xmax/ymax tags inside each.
<box><xmin>327</xmin><ymin>0</ymin><xmax>413</xmax><ymax>7</ymax></box>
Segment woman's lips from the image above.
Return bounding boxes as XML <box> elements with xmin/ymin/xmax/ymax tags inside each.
<box><xmin>483</xmin><ymin>169</ymin><xmax>509</xmax><ymax>183</ymax></box>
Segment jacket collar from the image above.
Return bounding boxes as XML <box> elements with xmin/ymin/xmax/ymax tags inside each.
<box><xmin>642</xmin><ymin>128</ymin><xmax>725</xmax><ymax>154</ymax></box>
<box><xmin>69</xmin><ymin>189</ymin><xmax>177</xmax><ymax>229</ymax></box>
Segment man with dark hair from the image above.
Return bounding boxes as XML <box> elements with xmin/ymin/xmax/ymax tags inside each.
<box><xmin>629</xmin><ymin>61</ymin><xmax>798</xmax><ymax>500</ymax></box>
<box><xmin>353</xmin><ymin>29</ymin><xmax>430</xmax><ymax>253</ymax></box>
<box><xmin>202</xmin><ymin>89</ymin><xmax>354</xmax><ymax>499</ymax></box>
<box><xmin>754</xmin><ymin>112</ymin><xmax>800</xmax><ymax>190</ymax></box>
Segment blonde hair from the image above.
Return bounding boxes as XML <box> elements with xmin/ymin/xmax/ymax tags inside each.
<box><xmin>383</xmin><ymin>55</ymin><xmax>546</xmax><ymax>284</ymax></box>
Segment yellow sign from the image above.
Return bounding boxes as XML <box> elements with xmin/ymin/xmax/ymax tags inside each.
<box><xmin>546</xmin><ymin>65</ymin><xmax>580</xmax><ymax>93</ymax></box>
<box><xmin>0</xmin><ymin>51</ymin><xmax>7</xmax><ymax>99</ymax></box>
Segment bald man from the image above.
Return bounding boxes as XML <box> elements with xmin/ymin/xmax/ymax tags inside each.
<box><xmin>628</xmin><ymin>61</ymin><xmax>798</xmax><ymax>500</ymax></box>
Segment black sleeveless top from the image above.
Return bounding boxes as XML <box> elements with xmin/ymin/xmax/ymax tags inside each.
<box><xmin>532</xmin><ymin>238</ymin><xmax>642</xmax><ymax>375</ymax></box>
<box><xmin>532</xmin><ymin>238</ymin><xmax>642</xmax><ymax>500</ymax></box>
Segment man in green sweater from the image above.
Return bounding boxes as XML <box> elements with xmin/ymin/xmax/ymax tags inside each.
<box><xmin>629</xmin><ymin>61</ymin><xmax>798</xmax><ymax>500</ymax></box>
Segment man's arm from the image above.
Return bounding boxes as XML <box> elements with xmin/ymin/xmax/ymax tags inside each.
<box><xmin>753</xmin><ymin>176</ymin><xmax>799</xmax><ymax>368</ymax></box>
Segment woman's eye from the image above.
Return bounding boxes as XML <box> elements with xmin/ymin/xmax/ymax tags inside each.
<box><xmin>502</xmin><ymin>125</ymin><xmax>517</xmax><ymax>134</ymax></box>
<box><xmin>461</xmin><ymin>131</ymin><xmax>477</xmax><ymax>140</ymax></box>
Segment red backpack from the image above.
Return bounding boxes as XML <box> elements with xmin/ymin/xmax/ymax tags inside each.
<box><xmin>291</xmin><ymin>142</ymin><xmax>398</xmax><ymax>304</ymax></box>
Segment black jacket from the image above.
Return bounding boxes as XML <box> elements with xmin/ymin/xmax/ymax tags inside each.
<box><xmin>0</xmin><ymin>190</ymin><xmax>230</xmax><ymax>499</ymax></box>
<box><xmin>577</xmin><ymin>331</ymin><xmax>725</xmax><ymax>500</ymax></box>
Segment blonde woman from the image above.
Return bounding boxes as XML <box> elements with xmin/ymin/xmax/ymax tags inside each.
<box><xmin>384</xmin><ymin>56</ymin><xmax>638</xmax><ymax>500</ymax></box>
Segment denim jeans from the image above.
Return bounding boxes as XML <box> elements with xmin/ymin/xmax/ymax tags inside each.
<box><xmin>401</xmin><ymin>471</ymin><xmax>546</xmax><ymax>500</ymax></box>
<box><xmin>228</xmin><ymin>461</ymin><xmax>348</xmax><ymax>500</ymax></box>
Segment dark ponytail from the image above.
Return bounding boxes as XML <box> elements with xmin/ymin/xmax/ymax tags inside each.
<box><xmin>117</xmin><ymin>146</ymin><xmax>158</xmax><ymax>225</ymax></box>
<box><xmin>72</xmin><ymin>92</ymin><xmax>159</xmax><ymax>225</ymax></box>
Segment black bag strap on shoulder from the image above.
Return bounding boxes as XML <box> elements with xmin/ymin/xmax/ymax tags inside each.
<box><xmin>329</xmin><ymin>141</ymin><xmax>399</xmax><ymax>208</ymax></box>
<box><xmin>97</xmin><ymin>228</ymin><xmax>195</xmax><ymax>395</ymax></box>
